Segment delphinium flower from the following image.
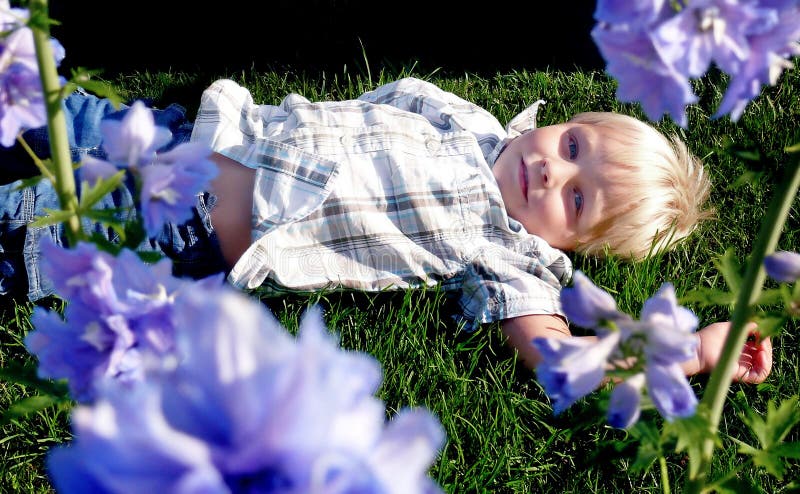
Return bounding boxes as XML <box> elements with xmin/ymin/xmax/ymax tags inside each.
<box><xmin>534</xmin><ymin>270</ymin><xmax>700</xmax><ymax>428</ymax></box>
<box><xmin>23</xmin><ymin>239</ymin><xmax>216</xmax><ymax>402</ymax></box>
<box><xmin>764</xmin><ymin>250</ymin><xmax>800</xmax><ymax>283</ymax></box>
<box><xmin>0</xmin><ymin>1</ymin><xmax>65</xmax><ymax>146</ymax></box>
<box><xmin>591</xmin><ymin>0</ymin><xmax>800</xmax><ymax>125</ymax></box>
<box><xmin>81</xmin><ymin>100</ymin><xmax>218</xmax><ymax>237</ymax></box>
<box><xmin>533</xmin><ymin>331</ymin><xmax>623</xmax><ymax>415</ymax></box>
<box><xmin>608</xmin><ymin>283</ymin><xmax>699</xmax><ymax>428</ymax></box>
<box><xmin>46</xmin><ymin>287</ymin><xmax>446</xmax><ymax>494</ymax></box>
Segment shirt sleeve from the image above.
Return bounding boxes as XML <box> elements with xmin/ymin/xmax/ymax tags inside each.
<box><xmin>456</xmin><ymin>239</ymin><xmax>573</xmax><ymax>330</ymax></box>
<box><xmin>190</xmin><ymin>79</ymin><xmax>298</xmax><ymax>169</ymax></box>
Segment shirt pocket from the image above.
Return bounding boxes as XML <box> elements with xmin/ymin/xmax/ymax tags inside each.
<box><xmin>250</xmin><ymin>138</ymin><xmax>341</xmax><ymax>236</ymax></box>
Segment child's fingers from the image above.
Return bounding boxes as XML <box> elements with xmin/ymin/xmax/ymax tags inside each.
<box><xmin>734</xmin><ymin>334</ymin><xmax>772</xmax><ymax>383</ymax></box>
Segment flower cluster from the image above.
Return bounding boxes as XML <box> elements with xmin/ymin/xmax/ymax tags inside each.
<box><xmin>44</xmin><ymin>290</ymin><xmax>445</xmax><ymax>494</ymax></box>
<box><xmin>0</xmin><ymin>0</ymin><xmax>64</xmax><ymax>146</ymax></box>
<box><xmin>533</xmin><ymin>271</ymin><xmax>700</xmax><ymax>429</ymax></box>
<box><xmin>591</xmin><ymin>0</ymin><xmax>800</xmax><ymax>126</ymax></box>
<box><xmin>81</xmin><ymin>100</ymin><xmax>218</xmax><ymax>236</ymax></box>
<box><xmin>24</xmin><ymin>239</ymin><xmax>222</xmax><ymax>402</ymax></box>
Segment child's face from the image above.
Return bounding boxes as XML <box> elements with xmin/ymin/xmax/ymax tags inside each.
<box><xmin>492</xmin><ymin>122</ymin><xmax>617</xmax><ymax>251</ymax></box>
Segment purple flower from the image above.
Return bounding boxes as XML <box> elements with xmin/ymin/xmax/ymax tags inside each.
<box><xmin>533</xmin><ymin>332</ymin><xmax>621</xmax><ymax>414</ymax></box>
<box><xmin>99</xmin><ymin>100</ymin><xmax>172</xmax><ymax>168</ymax></box>
<box><xmin>607</xmin><ymin>373</ymin><xmax>645</xmax><ymax>429</ymax></box>
<box><xmin>638</xmin><ymin>283</ymin><xmax>699</xmax><ymax>366</ymax></box>
<box><xmin>592</xmin><ymin>0</ymin><xmax>800</xmax><ymax>124</ymax></box>
<box><xmin>651</xmin><ymin>0</ymin><xmax>765</xmax><ymax>78</ymax></box>
<box><xmin>27</xmin><ymin>302</ymin><xmax>142</xmax><ymax>402</ymax></box>
<box><xmin>138</xmin><ymin>142</ymin><xmax>218</xmax><ymax>237</ymax></box>
<box><xmin>91</xmin><ymin>101</ymin><xmax>218</xmax><ymax>236</ymax></box>
<box><xmin>715</xmin><ymin>5</ymin><xmax>800</xmax><ymax>120</ymax></box>
<box><xmin>646</xmin><ymin>363</ymin><xmax>698</xmax><ymax>420</ymax></box>
<box><xmin>79</xmin><ymin>155</ymin><xmax>120</xmax><ymax>183</ymax></box>
<box><xmin>591</xmin><ymin>24</ymin><xmax>697</xmax><ymax>127</ymax></box>
<box><xmin>0</xmin><ymin>15</ymin><xmax>45</xmax><ymax>147</ymax></box>
<box><xmin>47</xmin><ymin>290</ymin><xmax>446</xmax><ymax>493</ymax></box>
<box><xmin>560</xmin><ymin>270</ymin><xmax>624</xmax><ymax>331</ymax></box>
<box><xmin>764</xmin><ymin>250</ymin><xmax>800</xmax><ymax>283</ymax></box>
<box><xmin>24</xmin><ymin>240</ymin><xmax>190</xmax><ymax>402</ymax></box>
<box><xmin>594</xmin><ymin>0</ymin><xmax>670</xmax><ymax>26</ymax></box>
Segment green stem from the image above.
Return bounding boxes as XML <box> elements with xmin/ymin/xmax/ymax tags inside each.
<box><xmin>28</xmin><ymin>0</ymin><xmax>83</xmax><ymax>244</ymax></box>
<box><xmin>659</xmin><ymin>456</ymin><xmax>672</xmax><ymax>494</ymax></box>
<box><xmin>685</xmin><ymin>151</ymin><xmax>800</xmax><ymax>492</ymax></box>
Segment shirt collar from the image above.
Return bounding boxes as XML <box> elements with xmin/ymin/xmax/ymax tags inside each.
<box><xmin>487</xmin><ymin>99</ymin><xmax>547</xmax><ymax>166</ymax></box>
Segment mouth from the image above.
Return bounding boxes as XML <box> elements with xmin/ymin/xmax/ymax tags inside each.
<box><xmin>519</xmin><ymin>160</ymin><xmax>529</xmax><ymax>202</ymax></box>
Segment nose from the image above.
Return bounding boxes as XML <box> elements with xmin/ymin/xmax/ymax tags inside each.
<box><xmin>541</xmin><ymin>159</ymin><xmax>570</xmax><ymax>189</ymax></box>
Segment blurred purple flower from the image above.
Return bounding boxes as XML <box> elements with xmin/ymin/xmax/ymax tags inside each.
<box><xmin>28</xmin><ymin>302</ymin><xmax>142</xmax><ymax>402</ymax></box>
<box><xmin>607</xmin><ymin>373</ymin><xmax>645</xmax><ymax>429</ymax></box>
<box><xmin>138</xmin><ymin>143</ymin><xmax>217</xmax><ymax>237</ymax></box>
<box><xmin>533</xmin><ymin>332</ymin><xmax>621</xmax><ymax>414</ymax></box>
<box><xmin>591</xmin><ymin>24</ymin><xmax>697</xmax><ymax>127</ymax></box>
<box><xmin>0</xmin><ymin>11</ymin><xmax>45</xmax><ymax>146</ymax></box>
<box><xmin>764</xmin><ymin>250</ymin><xmax>800</xmax><ymax>283</ymax></box>
<box><xmin>646</xmin><ymin>363</ymin><xmax>698</xmax><ymax>420</ymax></box>
<box><xmin>89</xmin><ymin>102</ymin><xmax>217</xmax><ymax>236</ymax></box>
<box><xmin>592</xmin><ymin>0</ymin><xmax>800</xmax><ymax>125</ymax></box>
<box><xmin>560</xmin><ymin>270</ymin><xmax>624</xmax><ymax>331</ymax></box>
<box><xmin>79</xmin><ymin>155</ymin><xmax>120</xmax><ymax>183</ymax></box>
<box><xmin>99</xmin><ymin>100</ymin><xmax>172</xmax><ymax>168</ymax></box>
<box><xmin>715</xmin><ymin>5</ymin><xmax>800</xmax><ymax>120</ymax></box>
<box><xmin>638</xmin><ymin>282</ymin><xmax>699</xmax><ymax>366</ymax></box>
<box><xmin>24</xmin><ymin>239</ymin><xmax>189</xmax><ymax>402</ymax></box>
<box><xmin>651</xmin><ymin>0</ymin><xmax>765</xmax><ymax>77</ymax></box>
<box><xmin>594</xmin><ymin>0</ymin><xmax>670</xmax><ymax>27</ymax></box>
<box><xmin>47</xmin><ymin>289</ymin><xmax>446</xmax><ymax>493</ymax></box>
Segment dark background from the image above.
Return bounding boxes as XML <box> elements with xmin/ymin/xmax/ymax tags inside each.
<box><xmin>48</xmin><ymin>1</ymin><xmax>604</xmax><ymax>77</ymax></box>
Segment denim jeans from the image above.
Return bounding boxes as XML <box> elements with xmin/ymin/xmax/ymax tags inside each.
<box><xmin>0</xmin><ymin>92</ymin><xmax>227</xmax><ymax>303</ymax></box>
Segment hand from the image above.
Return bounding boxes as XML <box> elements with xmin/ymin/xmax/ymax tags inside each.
<box><xmin>697</xmin><ymin>321</ymin><xmax>773</xmax><ymax>384</ymax></box>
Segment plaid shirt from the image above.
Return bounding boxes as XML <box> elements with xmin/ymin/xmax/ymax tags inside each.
<box><xmin>191</xmin><ymin>77</ymin><xmax>573</xmax><ymax>328</ymax></box>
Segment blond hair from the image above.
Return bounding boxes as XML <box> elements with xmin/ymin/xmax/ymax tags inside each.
<box><xmin>568</xmin><ymin>112</ymin><xmax>713</xmax><ymax>260</ymax></box>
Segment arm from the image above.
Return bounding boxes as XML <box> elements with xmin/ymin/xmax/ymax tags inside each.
<box><xmin>501</xmin><ymin>315</ymin><xmax>772</xmax><ymax>384</ymax></box>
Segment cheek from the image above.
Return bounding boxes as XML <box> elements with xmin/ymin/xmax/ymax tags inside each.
<box><xmin>537</xmin><ymin>194</ymin><xmax>567</xmax><ymax>227</ymax></box>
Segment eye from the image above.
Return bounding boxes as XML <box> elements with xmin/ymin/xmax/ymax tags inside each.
<box><xmin>568</xmin><ymin>135</ymin><xmax>579</xmax><ymax>160</ymax></box>
<box><xmin>573</xmin><ymin>188</ymin><xmax>584</xmax><ymax>216</ymax></box>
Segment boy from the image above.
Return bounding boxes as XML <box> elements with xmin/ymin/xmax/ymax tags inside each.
<box><xmin>0</xmin><ymin>77</ymin><xmax>772</xmax><ymax>382</ymax></box>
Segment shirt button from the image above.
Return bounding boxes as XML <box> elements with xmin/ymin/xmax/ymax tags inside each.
<box><xmin>426</xmin><ymin>138</ymin><xmax>440</xmax><ymax>155</ymax></box>
<box><xmin>340</xmin><ymin>135</ymin><xmax>352</xmax><ymax>146</ymax></box>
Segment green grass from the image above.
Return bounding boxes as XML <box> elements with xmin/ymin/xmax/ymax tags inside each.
<box><xmin>2</xmin><ymin>64</ymin><xmax>799</xmax><ymax>493</ymax></box>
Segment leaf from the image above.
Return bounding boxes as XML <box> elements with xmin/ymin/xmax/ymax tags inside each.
<box><xmin>680</xmin><ymin>286</ymin><xmax>736</xmax><ymax>307</ymax></box>
<box><xmin>628</xmin><ymin>420</ymin><xmax>662</xmax><ymax>473</ymax></box>
<box><xmin>755</xmin><ymin>287</ymin><xmax>784</xmax><ymax>307</ymax></box>
<box><xmin>714</xmin><ymin>249</ymin><xmax>743</xmax><ymax>295</ymax></box>
<box><xmin>69</xmin><ymin>68</ymin><xmax>126</xmax><ymax>108</ymax></box>
<box><xmin>713</xmin><ymin>475</ymin><xmax>764</xmax><ymax>494</ymax></box>
<box><xmin>744</xmin><ymin>396</ymin><xmax>800</xmax><ymax>448</ymax></box>
<box><xmin>737</xmin><ymin>396</ymin><xmax>800</xmax><ymax>479</ymax></box>
<box><xmin>78</xmin><ymin>171</ymin><xmax>126</xmax><ymax>210</ymax></box>
<box><xmin>728</xmin><ymin>170</ymin><xmax>765</xmax><ymax>190</ymax></box>
<box><xmin>0</xmin><ymin>395</ymin><xmax>64</xmax><ymax>426</ymax></box>
<box><xmin>666</xmin><ymin>406</ymin><xmax>720</xmax><ymax>479</ymax></box>
<box><xmin>28</xmin><ymin>207</ymin><xmax>77</xmax><ymax>228</ymax></box>
<box><xmin>680</xmin><ymin>250</ymin><xmax>743</xmax><ymax>309</ymax></box>
<box><xmin>0</xmin><ymin>361</ymin><xmax>69</xmax><ymax>398</ymax></box>
<box><xmin>136</xmin><ymin>250</ymin><xmax>166</xmax><ymax>264</ymax></box>
<box><xmin>13</xmin><ymin>173</ymin><xmax>47</xmax><ymax>190</ymax></box>
<box><xmin>749</xmin><ymin>313</ymin><xmax>786</xmax><ymax>339</ymax></box>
